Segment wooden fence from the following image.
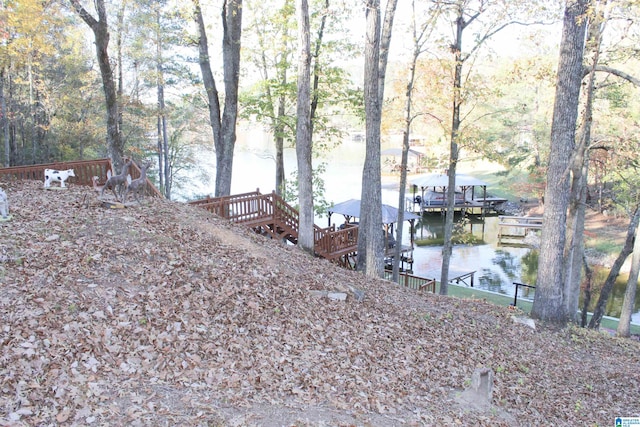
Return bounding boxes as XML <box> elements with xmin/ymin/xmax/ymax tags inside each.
<box><xmin>0</xmin><ymin>159</ymin><xmax>111</xmax><ymax>186</ymax></box>
<box><xmin>384</xmin><ymin>271</ymin><xmax>437</xmax><ymax>293</ymax></box>
<box><xmin>0</xmin><ymin>158</ymin><xmax>163</xmax><ymax>198</ymax></box>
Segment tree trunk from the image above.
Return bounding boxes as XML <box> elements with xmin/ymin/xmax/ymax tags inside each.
<box><xmin>70</xmin><ymin>0</ymin><xmax>124</xmax><ymax>170</ymax></box>
<box><xmin>217</xmin><ymin>0</ymin><xmax>243</xmax><ymax>197</ymax></box>
<box><xmin>194</xmin><ymin>0</ymin><xmax>221</xmax><ymax>181</ymax></box>
<box><xmin>617</xmin><ymin>225</ymin><xmax>640</xmax><ymax>337</ymax></box>
<box><xmin>275</xmin><ymin>107</ymin><xmax>286</xmax><ymax>195</ymax></box>
<box><xmin>358</xmin><ymin>0</ymin><xmax>384</xmax><ymax>277</ymax></box>
<box><xmin>565</xmin><ymin>93</ymin><xmax>592</xmax><ymax>323</ymax></box>
<box><xmin>580</xmin><ymin>255</ymin><xmax>593</xmax><ymax>327</ymax></box>
<box><xmin>1</xmin><ymin>70</ymin><xmax>9</xmax><ymax>167</ymax></box>
<box><xmin>392</xmin><ymin>1</ymin><xmax>422</xmax><ymax>282</ymax></box>
<box><xmin>116</xmin><ymin>0</ymin><xmax>125</xmax><ymax>140</ymax></box>
<box><xmin>8</xmin><ymin>76</ymin><xmax>17</xmax><ymax>165</ymax></box>
<box><xmin>295</xmin><ymin>0</ymin><xmax>314</xmax><ymax>253</ymax></box>
<box><xmin>193</xmin><ymin>0</ymin><xmax>242</xmax><ymax>198</ymax></box>
<box><xmin>440</xmin><ymin>5</ymin><xmax>465</xmax><ymax>295</ymax></box>
<box><xmin>267</xmin><ymin>49</ymin><xmax>287</xmax><ymax>197</ymax></box>
<box><xmin>565</xmin><ymin>4</ymin><xmax>606</xmax><ymax>324</ymax></box>
<box><xmin>162</xmin><ymin>112</ymin><xmax>170</xmax><ymax>199</ymax></box>
<box><xmin>565</xmin><ymin>153</ymin><xmax>588</xmax><ymax>322</ymax></box>
<box><xmin>378</xmin><ymin>0</ymin><xmax>397</xmax><ymax>103</ymax></box>
<box><xmin>309</xmin><ymin>0</ymin><xmax>328</xmax><ymax>135</ymax></box>
<box><xmin>589</xmin><ymin>205</ymin><xmax>640</xmax><ymax>329</ymax></box>
<box><xmin>157</xmin><ymin>115</ymin><xmax>164</xmax><ymax>191</ymax></box>
<box><xmin>155</xmin><ymin>9</ymin><xmax>170</xmax><ymax>199</ymax></box>
<box><xmin>531</xmin><ymin>0</ymin><xmax>588</xmax><ymax>324</ymax></box>
<box><xmin>27</xmin><ymin>57</ymin><xmax>37</xmax><ymax>162</ymax></box>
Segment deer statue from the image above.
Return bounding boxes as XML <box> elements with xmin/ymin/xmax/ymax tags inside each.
<box><xmin>124</xmin><ymin>161</ymin><xmax>152</xmax><ymax>203</ymax></box>
<box><xmin>101</xmin><ymin>160</ymin><xmax>133</xmax><ymax>202</ymax></box>
<box><xmin>92</xmin><ymin>176</ymin><xmax>106</xmax><ymax>194</ymax></box>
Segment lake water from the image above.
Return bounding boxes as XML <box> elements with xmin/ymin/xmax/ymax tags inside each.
<box><xmin>180</xmin><ymin>137</ymin><xmax>639</xmax><ymax>323</ymax></box>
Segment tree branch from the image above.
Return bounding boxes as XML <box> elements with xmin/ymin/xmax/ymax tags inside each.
<box><xmin>69</xmin><ymin>0</ymin><xmax>99</xmax><ymax>29</ymax></box>
<box><xmin>590</xmin><ymin>65</ymin><xmax>640</xmax><ymax>87</ymax></box>
<box><xmin>462</xmin><ymin>20</ymin><xmax>550</xmax><ymax>62</ymax></box>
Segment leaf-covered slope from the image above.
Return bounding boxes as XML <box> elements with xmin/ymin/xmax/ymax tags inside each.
<box><xmin>1</xmin><ymin>180</ymin><xmax>638</xmax><ymax>426</ymax></box>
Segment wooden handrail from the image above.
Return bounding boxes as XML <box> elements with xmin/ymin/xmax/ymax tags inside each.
<box><xmin>383</xmin><ymin>271</ymin><xmax>436</xmax><ymax>293</ymax></box>
<box><xmin>0</xmin><ymin>159</ymin><xmax>112</xmax><ymax>186</ymax></box>
<box><xmin>314</xmin><ymin>225</ymin><xmax>359</xmax><ymax>258</ymax></box>
<box><xmin>189</xmin><ymin>190</ymin><xmax>359</xmax><ymax>261</ymax></box>
<box><xmin>0</xmin><ymin>158</ymin><xmax>163</xmax><ymax>198</ymax></box>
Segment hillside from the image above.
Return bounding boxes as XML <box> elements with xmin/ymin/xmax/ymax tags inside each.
<box><xmin>1</xmin><ymin>180</ymin><xmax>639</xmax><ymax>426</ymax></box>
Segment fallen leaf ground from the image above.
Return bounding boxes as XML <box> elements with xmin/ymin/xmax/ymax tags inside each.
<box><xmin>1</xmin><ymin>180</ymin><xmax>639</xmax><ymax>426</ymax></box>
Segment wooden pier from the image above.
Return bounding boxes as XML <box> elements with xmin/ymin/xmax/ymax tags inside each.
<box><xmin>498</xmin><ymin>215</ymin><xmax>543</xmax><ymax>245</ymax></box>
<box><xmin>407</xmin><ymin>195</ymin><xmax>498</xmax><ymax>217</ymax></box>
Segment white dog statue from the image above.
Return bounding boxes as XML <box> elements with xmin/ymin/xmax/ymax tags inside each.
<box><xmin>44</xmin><ymin>168</ymin><xmax>75</xmax><ymax>188</ymax></box>
<box><xmin>0</xmin><ymin>188</ymin><xmax>8</xmax><ymax>219</ymax></box>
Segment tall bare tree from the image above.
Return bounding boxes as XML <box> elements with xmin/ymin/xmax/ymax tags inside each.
<box><xmin>296</xmin><ymin>0</ymin><xmax>314</xmax><ymax>253</ymax></box>
<box><xmin>618</xmin><ymin>224</ymin><xmax>640</xmax><ymax>337</ymax></box>
<box><xmin>437</xmin><ymin>0</ymin><xmax>542</xmax><ymax>294</ymax></box>
<box><xmin>531</xmin><ymin>0</ymin><xmax>589</xmax><ymax>323</ymax></box>
<box><xmin>0</xmin><ymin>71</ymin><xmax>8</xmax><ymax>166</ymax></box>
<box><xmin>589</xmin><ymin>206</ymin><xmax>640</xmax><ymax>329</ymax></box>
<box><xmin>358</xmin><ymin>0</ymin><xmax>397</xmax><ymax>277</ymax></box>
<box><xmin>392</xmin><ymin>1</ymin><xmax>440</xmax><ymax>282</ymax></box>
<box><xmin>563</xmin><ymin>1</ymin><xmax>607</xmax><ymax>322</ymax></box>
<box><xmin>193</xmin><ymin>0</ymin><xmax>243</xmax><ymax>197</ymax></box>
<box><xmin>70</xmin><ymin>0</ymin><xmax>125</xmax><ymax>169</ymax></box>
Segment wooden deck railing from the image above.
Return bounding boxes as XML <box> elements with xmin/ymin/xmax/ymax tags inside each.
<box><xmin>0</xmin><ymin>158</ymin><xmax>163</xmax><ymax>198</ymax></box>
<box><xmin>190</xmin><ymin>190</ymin><xmax>278</xmax><ymax>224</ymax></box>
<box><xmin>383</xmin><ymin>271</ymin><xmax>436</xmax><ymax>293</ymax></box>
<box><xmin>189</xmin><ymin>190</ymin><xmax>358</xmax><ymax>261</ymax></box>
<box><xmin>0</xmin><ymin>159</ymin><xmax>112</xmax><ymax>186</ymax></box>
<box><xmin>314</xmin><ymin>224</ymin><xmax>359</xmax><ymax>259</ymax></box>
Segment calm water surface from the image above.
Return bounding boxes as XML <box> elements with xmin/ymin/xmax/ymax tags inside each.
<box><xmin>184</xmin><ymin>138</ymin><xmax>639</xmax><ymax>322</ymax></box>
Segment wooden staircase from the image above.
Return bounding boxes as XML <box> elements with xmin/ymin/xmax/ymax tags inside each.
<box><xmin>189</xmin><ymin>190</ymin><xmax>359</xmax><ymax>264</ymax></box>
<box><xmin>0</xmin><ymin>160</ymin><xmax>358</xmax><ymax>265</ymax></box>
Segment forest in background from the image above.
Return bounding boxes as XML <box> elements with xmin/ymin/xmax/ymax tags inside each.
<box><xmin>0</xmin><ymin>0</ymin><xmax>637</xmax><ymax>205</ymax></box>
<box><xmin>2</xmin><ymin>0</ymin><xmax>640</xmax><ymax>327</ymax></box>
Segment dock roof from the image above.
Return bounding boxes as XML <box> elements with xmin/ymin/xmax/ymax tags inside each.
<box><xmin>328</xmin><ymin>199</ymin><xmax>420</xmax><ymax>224</ymax></box>
<box><xmin>411</xmin><ymin>173</ymin><xmax>487</xmax><ymax>189</ymax></box>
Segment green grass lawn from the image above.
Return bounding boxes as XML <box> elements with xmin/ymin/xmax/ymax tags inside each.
<box><xmin>432</xmin><ymin>282</ymin><xmax>640</xmax><ymax>335</ymax></box>
<box><xmin>402</xmin><ymin>166</ymin><xmax>637</xmax><ymax>335</ymax></box>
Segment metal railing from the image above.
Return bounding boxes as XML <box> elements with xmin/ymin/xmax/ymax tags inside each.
<box><xmin>512</xmin><ymin>282</ymin><xmax>536</xmax><ymax>307</ymax></box>
<box><xmin>384</xmin><ymin>271</ymin><xmax>437</xmax><ymax>293</ymax></box>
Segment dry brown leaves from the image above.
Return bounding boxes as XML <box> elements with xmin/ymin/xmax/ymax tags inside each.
<box><xmin>1</xmin><ymin>180</ymin><xmax>639</xmax><ymax>426</ymax></box>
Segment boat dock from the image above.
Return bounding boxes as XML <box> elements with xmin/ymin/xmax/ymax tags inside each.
<box><xmin>407</xmin><ymin>197</ymin><xmax>495</xmax><ymax>216</ymax></box>
<box><xmin>498</xmin><ymin>215</ymin><xmax>543</xmax><ymax>245</ymax></box>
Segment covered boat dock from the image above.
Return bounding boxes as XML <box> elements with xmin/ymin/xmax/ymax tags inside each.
<box><xmin>408</xmin><ymin>173</ymin><xmax>505</xmax><ymax>216</ymax></box>
<box><xmin>327</xmin><ymin>199</ymin><xmax>421</xmax><ymax>271</ymax></box>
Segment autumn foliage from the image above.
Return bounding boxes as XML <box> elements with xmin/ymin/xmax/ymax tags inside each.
<box><xmin>0</xmin><ymin>180</ymin><xmax>638</xmax><ymax>425</ymax></box>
